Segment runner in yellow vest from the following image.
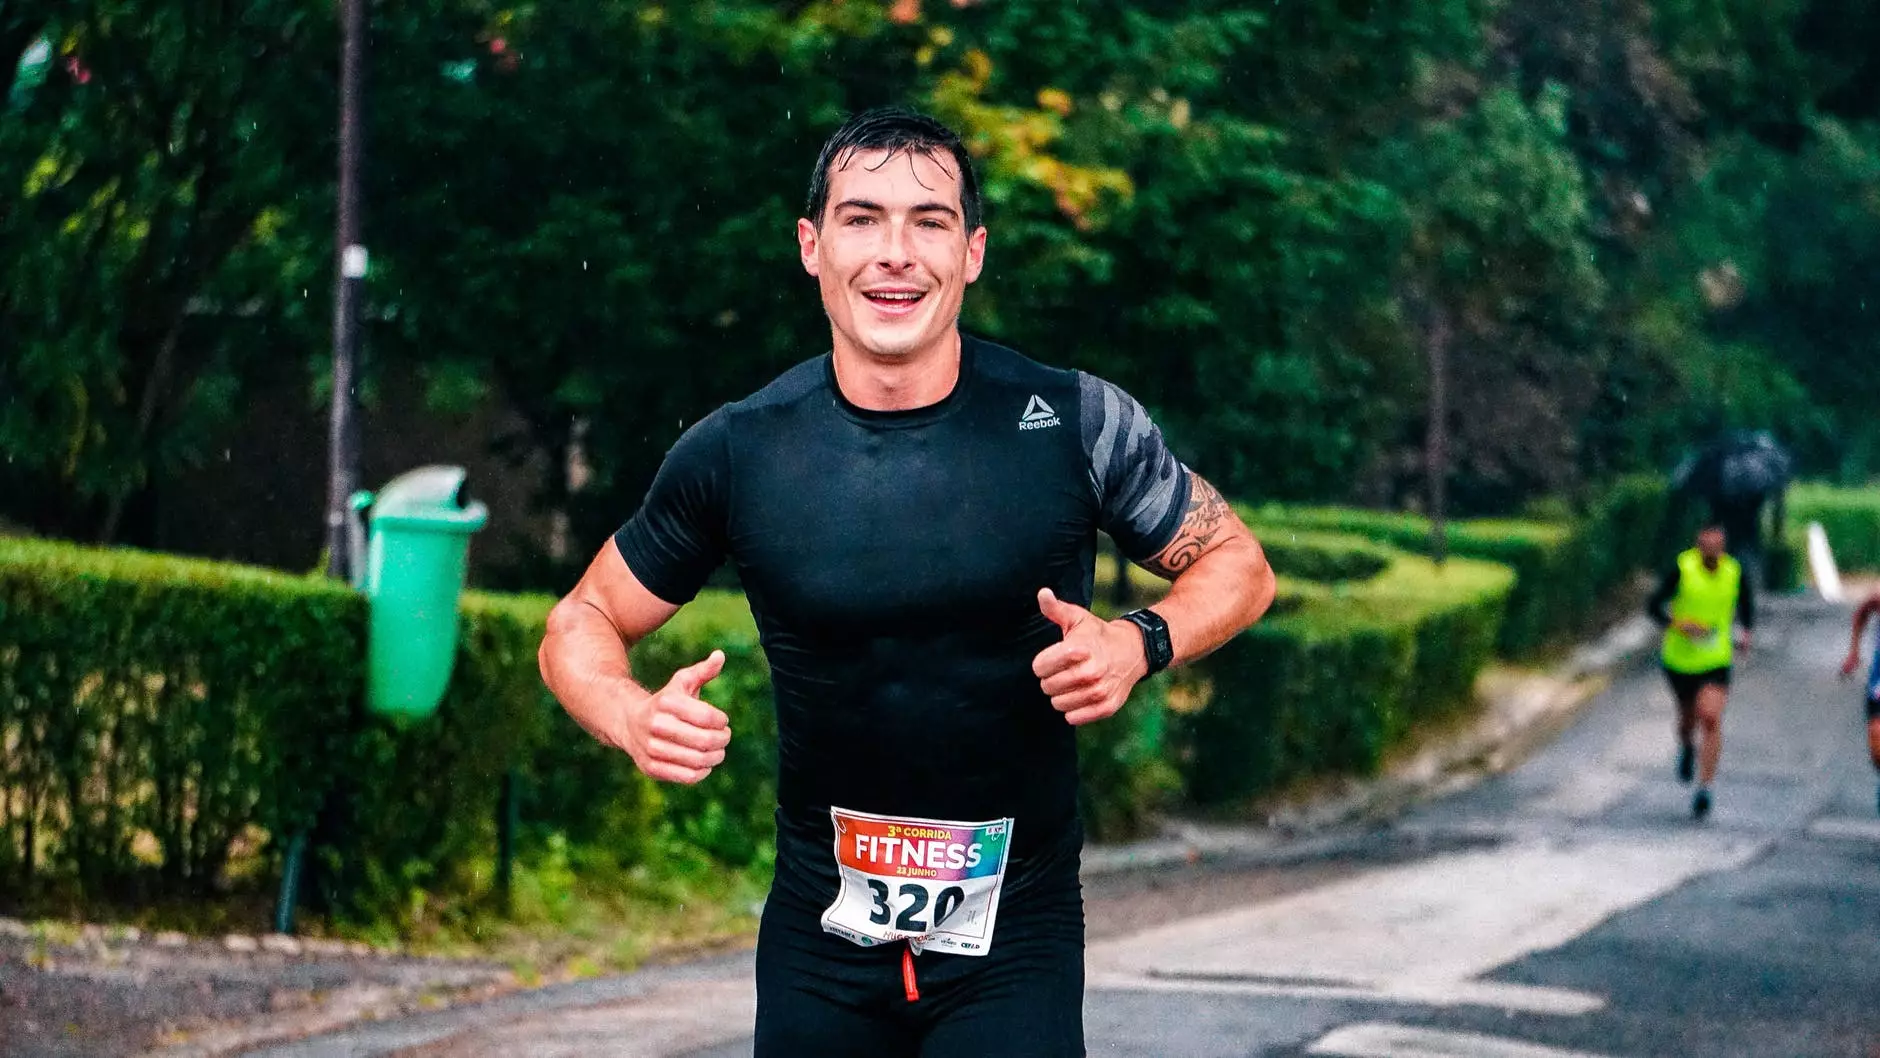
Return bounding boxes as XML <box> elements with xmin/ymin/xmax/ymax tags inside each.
<box><xmin>1647</xmin><ymin>524</ymin><xmax>1756</xmax><ymax>819</ymax></box>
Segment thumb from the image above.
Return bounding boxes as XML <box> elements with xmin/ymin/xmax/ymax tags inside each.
<box><xmin>669</xmin><ymin>649</ymin><xmax>726</xmax><ymax>697</ymax></box>
<box><xmin>1037</xmin><ymin>588</ymin><xmax>1089</xmax><ymax>634</ymax></box>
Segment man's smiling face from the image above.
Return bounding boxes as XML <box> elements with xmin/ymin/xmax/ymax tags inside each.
<box><xmin>798</xmin><ymin>146</ymin><xmax>987</xmax><ymax>362</ymax></box>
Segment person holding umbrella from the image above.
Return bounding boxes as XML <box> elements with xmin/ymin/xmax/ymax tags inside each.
<box><xmin>1668</xmin><ymin>429</ymin><xmax>1794</xmax><ymax>598</ymax></box>
<box><xmin>1647</xmin><ymin>522</ymin><xmax>1756</xmax><ymax>820</ymax></box>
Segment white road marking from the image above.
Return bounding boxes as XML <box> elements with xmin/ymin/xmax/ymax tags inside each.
<box><xmin>1089</xmin><ymin>834</ymin><xmax>1761</xmax><ymax>1013</ymax></box>
<box><xmin>1086</xmin><ymin>973</ymin><xmax>1603</xmax><ymax>1015</ymax></box>
<box><xmin>1308</xmin><ymin>1022</ymin><xmax>1621</xmax><ymax>1058</ymax></box>
<box><xmin>1807</xmin><ymin>817</ymin><xmax>1880</xmax><ymax>843</ymax></box>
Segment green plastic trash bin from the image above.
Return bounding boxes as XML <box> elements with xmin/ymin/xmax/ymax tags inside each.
<box><xmin>351</xmin><ymin>466</ymin><xmax>488</xmax><ymax>723</ymax></box>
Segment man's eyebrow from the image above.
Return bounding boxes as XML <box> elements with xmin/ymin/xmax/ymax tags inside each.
<box><xmin>829</xmin><ymin>198</ymin><xmax>961</xmax><ymax>219</ymax></box>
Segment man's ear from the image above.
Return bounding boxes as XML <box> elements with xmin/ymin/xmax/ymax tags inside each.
<box><xmin>797</xmin><ymin>217</ymin><xmax>821</xmax><ymax>277</ymax></box>
<box><xmin>964</xmin><ymin>225</ymin><xmax>987</xmax><ymax>284</ymax></box>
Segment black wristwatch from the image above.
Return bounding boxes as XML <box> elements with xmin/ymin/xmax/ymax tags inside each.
<box><xmin>1119</xmin><ymin>608</ymin><xmax>1174</xmax><ymax>676</ymax></box>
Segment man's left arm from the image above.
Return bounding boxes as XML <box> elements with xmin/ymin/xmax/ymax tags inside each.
<box><xmin>1132</xmin><ymin>474</ymin><xmax>1276</xmax><ymax>664</ymax></box>
<box><xmin>1033</xmin><ymin>473</ymin><xmax>1275</xmax><ymax>725</ymax></box>
<box><xmin>1033</xmin><ymin>375</ymin><xmax>1277</xmax><ymax>724</ymax></box>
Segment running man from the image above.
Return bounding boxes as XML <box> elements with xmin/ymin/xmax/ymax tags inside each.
<box><xmin>1837</xmin><ymin>586</ymin><xmax>1880</xmax><ymax>815</ymax></box>
<box><xmin>537</xmin><ymin>107</ymin><xmax>1276</xmax><ymax>1057</ymax></box>
<box><xmin>1647</xmin><ymin>523</ymin><xmax>1755</xmax><ymax>820</ymax></box>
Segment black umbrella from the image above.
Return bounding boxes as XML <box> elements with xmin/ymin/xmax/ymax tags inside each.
<box><xmin>1671</xmin><ymin>429</ymin><xmax>1794</xmax><ymax>503</ymax></box>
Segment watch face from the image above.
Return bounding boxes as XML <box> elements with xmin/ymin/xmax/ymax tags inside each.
<box><xmin>1130</xmin><ymin>611</ymin><xmax>1172</xmax><ymax>671</ymax></box>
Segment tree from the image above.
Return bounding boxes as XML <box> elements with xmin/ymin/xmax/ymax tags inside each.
<box><xmin>0</xmin><ymin>2</ymin><xmax>334</xmax><ymax>542</ymax></box>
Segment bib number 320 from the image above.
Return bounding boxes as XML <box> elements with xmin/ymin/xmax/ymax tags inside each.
<box><xmin>820</xmin><ymin>807</ymin><xmax>1013</xmax><ymax>957</ymax></box>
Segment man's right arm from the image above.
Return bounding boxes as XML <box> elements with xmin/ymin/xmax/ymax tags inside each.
<box><xmin>540</xmin><ymin>409</ymin><xmax>735</xmax><ymax>784</ymax></box>
<box><xmin>539</xmin><ymin>540</ymin><xmax>732</xmax><ymax>784</ymax></box>
<box><xmin>1844</xmin><ymin>591</ymin><xmax>1880</xmax><ymax>678</ymax></box>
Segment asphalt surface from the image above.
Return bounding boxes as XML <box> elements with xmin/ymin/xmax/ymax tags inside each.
<box><xmin>239</xmin><ymin>596</ymin><xmax>1880</xmax><ymax>1058</ymax></box>
<box><xmin>1050</xmin><ymin>597</ymin><xmax>1880</xmax><ymax>1058</ymax></box>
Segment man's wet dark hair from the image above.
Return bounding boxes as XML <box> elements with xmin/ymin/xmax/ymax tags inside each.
<box><xmin>805</xmin><ymin>106</ymin><xmax>983</xmax><ymax>231</ymax></box>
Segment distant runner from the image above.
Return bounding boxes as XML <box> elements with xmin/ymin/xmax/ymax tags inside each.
<box><xmin>1838</xmin><ymin>586</ymin><xmax>1880</xmax><ymax>815</ymax></box>
<box><xmin>538</xmin><ymin>107</ymin><xmax>1276</xmax><ymax>1056</ymax></box>
<box><xmin>1648</xmin><ymin>523</ymin><xmax>1755</xmax><ymax>820</ymax></box>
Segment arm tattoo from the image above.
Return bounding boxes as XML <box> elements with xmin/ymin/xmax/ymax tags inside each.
<box><xmin>1141</xmin><ymin>475</ymin><xmax>1231</xmax><ymax>578</ymax></box>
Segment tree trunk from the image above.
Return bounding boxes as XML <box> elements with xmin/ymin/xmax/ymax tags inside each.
<box><xmin>1425</xmin><ymin>303</ymin><xmax>1452</xmax><ymax>566</ymax></box>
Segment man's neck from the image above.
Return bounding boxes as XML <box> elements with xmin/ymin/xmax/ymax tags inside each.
<box><xmin>830</xmin><ymin>331</ymin><xmax>963</xmax><ymax>411</ymax></box>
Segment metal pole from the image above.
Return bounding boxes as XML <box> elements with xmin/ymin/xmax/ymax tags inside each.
<box><xmin>1426</xmin><ymin>305</ymin><xmax>1450</xmax><ymax>566</ymax></box>
<box><xmin>325</xmin><ymin>0</ymin><xmax>366</xmax><ymax>582</ymax></box>
<box><xmin>281</xmin><ymin>0</ymin><xmax>365</xmax><ymax>937</ymax></box>
<box><xmin>496</xmin><ymin>771</ymin><xmax>518</xmax><ymax>913</ymax></box>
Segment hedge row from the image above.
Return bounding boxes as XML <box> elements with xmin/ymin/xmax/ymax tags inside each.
<box><xmin>0</xmin><ymin>538</ymin><xmax>779</xmax><ymax>922</ymax></box>
<box><xmin>1243</xmin><ymin>475</ymin><xmax>1667</xmax><ymax>655</ymax></box>
<box><xmin>1171</xmin><ymin>547</ymin><xmax>1516</xmax><ymax>807</ymax></box>
<box><xmin>1</xmin><ymin>480</ymin><xmax>1661</xmax><ymax>922</ymax></box>
<box><xmin>1790</xmin><ymin>482</ymin><xmax>1880</xmax><ymax>574</ymax></box>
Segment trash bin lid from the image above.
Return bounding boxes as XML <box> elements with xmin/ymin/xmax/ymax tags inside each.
<box><xmin>366</xmin><ymin>465</ymin><xmax>489</xmax><ymax>532</ymax></box>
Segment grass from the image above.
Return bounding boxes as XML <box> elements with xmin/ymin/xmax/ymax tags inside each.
<box><xmin>4</xmin><ymin>830</ymin><xmax>773</xmax><ymax>985</ymax></box>
<box><xmin>340</xmin><ymin>832</ymin><xmax>774</xmax><ymax>980</ymax></box>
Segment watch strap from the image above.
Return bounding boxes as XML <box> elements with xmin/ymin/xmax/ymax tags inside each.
<box><xmin>1120</xmin><ymin>608</ymin><xmax>1173</xmax><ymax>676</ymax></box>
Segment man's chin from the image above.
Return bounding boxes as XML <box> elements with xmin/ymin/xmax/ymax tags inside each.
<box><xmin>856</xmin><ymin>326</ymin><xmax>933</xmax><ymax>359</ymax></box>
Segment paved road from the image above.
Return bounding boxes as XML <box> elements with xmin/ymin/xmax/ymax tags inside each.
<box><xmin>252</xmin><ymin>598</ymin><xmax>1880</xmax><ymax>1058</ymax></box>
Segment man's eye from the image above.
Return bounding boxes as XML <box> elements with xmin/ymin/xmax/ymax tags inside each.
<box><xmin>919</xmin><ymin>219</ymin><xmax>946</xmax><ymax>229</ymax></box>
<box><xmin>846</xmin><ymin>216</ymin><xmax>875</xmax><ymax>226</ymax></box>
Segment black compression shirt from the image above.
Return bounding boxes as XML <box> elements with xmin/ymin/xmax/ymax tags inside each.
<box><xmin>615</xmin><ymin>335</ymin><xmax>1193</xmax><ymax>916</ymax></box>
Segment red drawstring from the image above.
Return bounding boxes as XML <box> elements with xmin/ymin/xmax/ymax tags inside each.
<box><xmin>902</xmin><ymin>943</ymin><xmax>920</xmax><ymax>1002</ymax></box>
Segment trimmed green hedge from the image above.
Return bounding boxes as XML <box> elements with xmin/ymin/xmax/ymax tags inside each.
<box><xmin>0</xmin><ymin>540</ymin><xmax>1167</xmax><ymax>920</ymax></box>
<box><xmin>1244</xmin><ymin>475</ymin><xmax>1667</xmax><ymax>656</ymax></box>
<box><xmin>0</xmin><ymin>539</ymin><xmax>360</xmax><ymax>896</ymax></box>
<box><xmin>1171</xmin><ymin>548</ymin><xmax>1515</xmax><ymax>807</ymax></box>
<box><xmin>0</xmin><ymin>537</ymin><xmax>782</xmax><ymax>919</ymax></box>
<box><xmin>1250</xmin><ymin>530</ymin><xmax>1393</xmax><ymax>584</ymax></box>
<box><xmin>1790</xmin><ymin>482</ymin><xmax>1880</xmax><ymax>573</ymax></box>
<box><xmin>3</xmin><ymin>479</ymin><xmax>1664</xmax><ymax>920</ymax></box>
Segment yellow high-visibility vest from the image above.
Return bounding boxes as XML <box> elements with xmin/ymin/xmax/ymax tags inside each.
<box><xmin>1661</xmin><ymin>549</ymin><xmax>1741</xmax><ymax>674</ymax></box>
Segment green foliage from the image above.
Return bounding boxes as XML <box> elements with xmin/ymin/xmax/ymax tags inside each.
<box><xmin>1789</xmin><ymin>482</ymin><xmax>1880</xmax><ymax>573</ymax></box>
<box><xmin>0</xmin><ymin>538</ymin><xmax>1182</xmax><ymax>921</ymax></box>
<box><xmin>1076</xmin><ymin>672</ymin><xmax>1182</xmax><ymax>843</ymax></box>
<box><xmin>0</xmin><ymin>2</ymin><xmax>334</xmax><ymax>538</ymax></box>
<box><xmin>1173</xmin><ymin>550</ymin><xmax>1515</xmax><ymax>808</ymax></box>
<box><xmin>1248</xmin><ymin>529</ymin><xmax>1395</xmax><ymax>585</ymax></box>
<box><xmin>1245</xmin><ymin>476</ymin><xmax>1668</xmax><ymax>655</ymax></box>
<box><xmin>0</xmin><ymin>539</ymin><xmax>359</xmax><ymax>895</ymax></box>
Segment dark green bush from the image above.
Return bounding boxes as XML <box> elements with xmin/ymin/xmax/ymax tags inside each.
<box><xmin>0</xmin><ymin>539</ymin><xmax>360</xmax><ymax>899</ymax></box>
<box><xmin>1245</xmin><ymin>476</ymin><xmax>1668</xmax><ymax>656</ymax></box>
<box><xmin>1172</xmin><ymin>552</ymin><xmax>1514</xmax><ymax>808</ymax></box>
<box><xmin>0</xmin><ymin>534</ymin><xmax>785</xmax><ymax>919</ymax></box>
<box><xmin>1250</xmin><ymin>529</ymin><xmax>1394</xmax><ymax>584</ymax></box>
<box><xmin>0</xmin><ymin>536</ymin><xmax>1174</xmax><ymax>922</ymax></box>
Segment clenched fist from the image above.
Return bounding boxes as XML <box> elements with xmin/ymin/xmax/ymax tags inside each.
<box><xmin>617</xmin><ymin>650</ymin><xmax>732</xmax><ymax>784</ymax></box>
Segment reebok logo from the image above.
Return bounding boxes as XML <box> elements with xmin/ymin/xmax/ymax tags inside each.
<box><xmin>1018</xmin><ymin>394</ymin><xmax>1061</xmax><ymax>431</ymax></box>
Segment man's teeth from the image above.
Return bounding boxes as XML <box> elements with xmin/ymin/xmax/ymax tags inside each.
<box><xmin>870</xmin><ymin>292</ymin><xmax>922</xmax><ymax>301</ymax></box>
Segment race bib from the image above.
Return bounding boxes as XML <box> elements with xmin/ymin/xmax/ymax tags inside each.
<box><xmin>819</xmin><ymin>807</ymin><xmax>1013</xmax><ymax>957</ymax></box>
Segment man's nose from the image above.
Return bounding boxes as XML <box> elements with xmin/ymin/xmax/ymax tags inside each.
<box><xmin>878</xmin><ymin>220</ymin><xmax>915</xmax><ymax>270</ymax></box>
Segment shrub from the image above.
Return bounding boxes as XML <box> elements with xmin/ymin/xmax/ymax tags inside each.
<box><xmin>0</xmin><ymin>539</ymin><xmax>360</xmax><ymax>899</ymax></box>
<box><xmin>1244</xmin><ymin>476</ymin><xmax>1669</xmax><ymax>656</ymax></box>
<box><xmin>1171</xmin><ymin>550</ymin><xmax>1514</xmax><ymax>808</ymax></box>
<box><xmin>1247</xmin><ymin>529</ymin><xmax>1393</xmax><ymax>584</ymax></box>
<box><xmin>1789</xmin><ymin>482</ymin><xmax>1880</xmax><ymax>574</ymax></box>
